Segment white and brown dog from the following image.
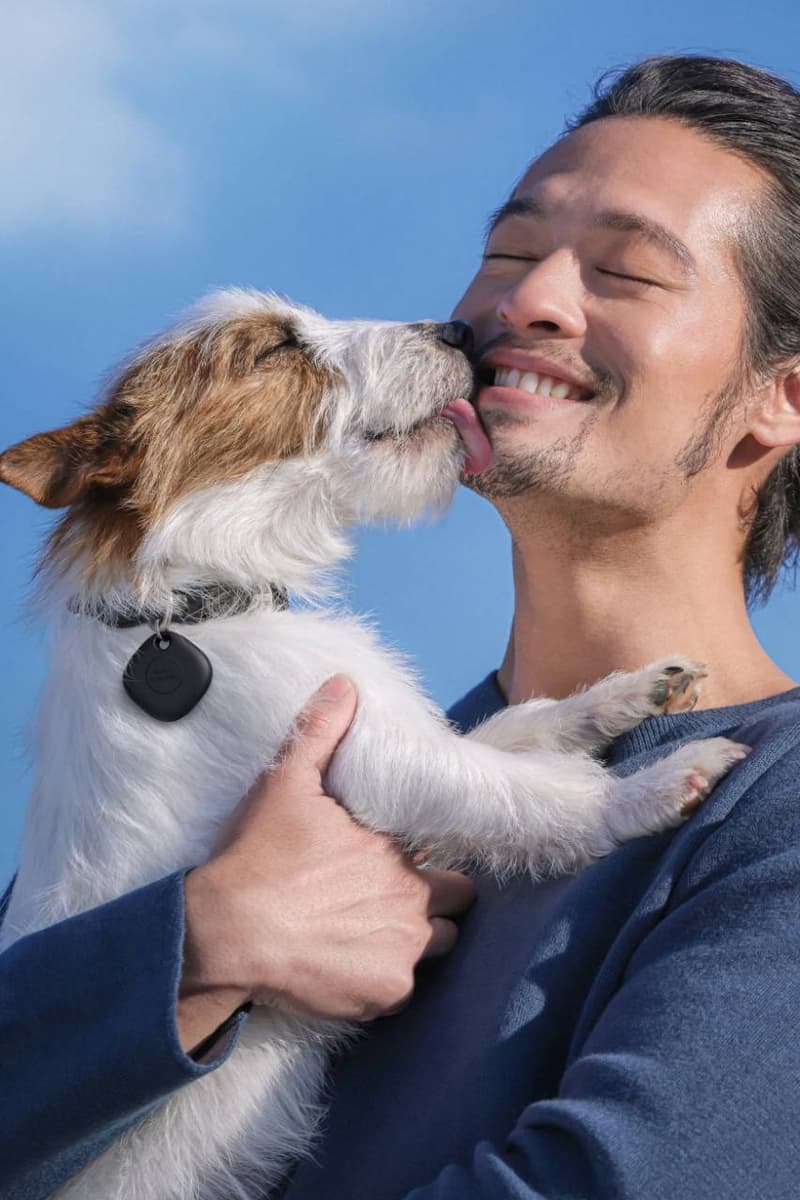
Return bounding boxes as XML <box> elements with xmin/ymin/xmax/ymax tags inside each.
<box><xmin>0</xmin><ymin>290</ymin><xmax>748</xmax><ymax>1200</ymax></box>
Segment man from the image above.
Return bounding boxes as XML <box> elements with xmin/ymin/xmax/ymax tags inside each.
<box><xmin>4</xmin><ymin>53</ymin><xmax>800</xmax><ymax>1199</ymax></box>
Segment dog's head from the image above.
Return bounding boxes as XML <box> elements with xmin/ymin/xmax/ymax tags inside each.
<box><xmin>0</xmin><ymin>290</ymin><xmax>478</xmax><ymax>595</ymax></box>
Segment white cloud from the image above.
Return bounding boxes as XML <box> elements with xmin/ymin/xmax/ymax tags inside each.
<box><xmin>0</xmin><ymin>0</ymin><xmax>433</xmax><ymax>240</ymax></box>
<box><xmin>0</xmin><ymin>0</ymin><xmax>186</xmax><ymax>237</ymax></box>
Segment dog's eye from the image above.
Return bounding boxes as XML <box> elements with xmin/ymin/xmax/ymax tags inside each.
<box><xmin>253</xmin><ymin>334</ymin><xmax>298</xmax><ymax>368</ymax></box>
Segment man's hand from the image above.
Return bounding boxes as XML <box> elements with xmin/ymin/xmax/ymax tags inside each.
<box><xmin>177</xmin><ymin>676</ymin><xmax>476</xmax><ymax>1054</ymax></box>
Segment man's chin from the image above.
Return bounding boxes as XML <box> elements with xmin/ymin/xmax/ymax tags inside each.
<box><xmin>459</xmin><ymin>459</ymin><xmax>537</xmax><ymax>500</ymax></box>
<box><xmin>459</xmin><ymin>446</ymin><xmax>574</xmax><ymax>500</ymax></box>
<box><xmin>459</xmin><ymin>466</ymin><xmax>497</xmax><ymax>495</ymax></box>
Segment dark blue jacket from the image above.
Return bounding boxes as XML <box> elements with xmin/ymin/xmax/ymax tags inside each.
<box><xmin>4</xmin><ymin>676</ymin><xmax>800</xmax><ymax>1198</ymax></box>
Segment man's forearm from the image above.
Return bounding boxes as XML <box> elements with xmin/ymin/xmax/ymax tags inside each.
<box><xmin>0</xmin><ymin>872</ymin><xmax>236</xmax><ymax>1197</ymax></box>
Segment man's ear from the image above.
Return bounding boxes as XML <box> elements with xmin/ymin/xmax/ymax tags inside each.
<box><xmin>748</xmin><ymin>368</ymin><xmax>800</xmax><ymax>451</ymax></box>
<box><xmin>0</xmin><ymin>411</ymin><xmax>137</xmax><ymax>509</ymax></box>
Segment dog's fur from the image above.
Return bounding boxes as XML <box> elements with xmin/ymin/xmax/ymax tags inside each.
<box><xmin>0</xmin><ymin>290</ymin><xmax>747</xmax><ymax>1199</ymax></box>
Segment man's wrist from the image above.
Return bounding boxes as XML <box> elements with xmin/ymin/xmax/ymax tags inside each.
<box><xmin>178</xmin><ymin>866</ymin><xmax>252</xmax><ymax>1054</ymax></box>
<box><xmin>176</xmin><ymin>989</ymin><xmax>251</xmax><ymax>1058</ymax></box>
<box><xmin>188</xmin><ymin>999</ymin><xmax>254</xmax><ymax>1063</ymax></box>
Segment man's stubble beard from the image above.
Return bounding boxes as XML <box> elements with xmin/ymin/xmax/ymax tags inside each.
<box><xmin>462</xmin><ymin>403</ymin><xmax>601</xmax><ymax>500</ymax></box>
<box><xmin>463</xmin><ymin>370</ymin><xmax>744</xmax><ymax>503</ymax></box>
<box><xmin>675</xmin><ymin>369</ymin><xmax>743</xmax><ymax>478</ymax></box>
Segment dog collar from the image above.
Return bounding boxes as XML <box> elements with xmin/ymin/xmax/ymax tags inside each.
<box><xmin>68</xmin><ymin>582</ymin><xmax>289</xmax><ymax>629</ymax></box>
<box><xmin>68</xmin><ymin>582</ymin><xmax>290</xmax><ymax>722</ymax></box>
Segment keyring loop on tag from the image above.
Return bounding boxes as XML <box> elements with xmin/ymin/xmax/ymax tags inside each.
<box><xmin>151</xmin><ymin>616</ymin><xmax>170</xmax><ymax>650</ymax></box>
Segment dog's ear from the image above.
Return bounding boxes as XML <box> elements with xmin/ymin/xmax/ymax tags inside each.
<box><xmin>0</xmin><ymin>410</ymin><xmax>138</xmax><ymax>508</ymax></box>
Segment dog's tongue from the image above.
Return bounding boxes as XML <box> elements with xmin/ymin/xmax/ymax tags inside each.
<box><xmin>442</xmin><ymin>398</ymin><xmax>493</xmax><ymax>474</ymax></box>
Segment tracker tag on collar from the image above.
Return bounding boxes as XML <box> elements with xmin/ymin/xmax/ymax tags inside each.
<box><xmin>123</xmin><ymin>630</ymin><xmax>212</xmax><ymax>722</ymax></box>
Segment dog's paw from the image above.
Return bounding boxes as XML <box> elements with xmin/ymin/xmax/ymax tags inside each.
<box><xmin>640</xmin><ymin>656</ymin><xmax>708</xmax><ymax>715</ymax></box>
<box><xmin>609</xmin><ymin>736</ymin><xmax>750</xmax><ymax>842</ymax></box>
<box><xmin>673</xmin><ymin>737</ymin><xmax>752</xmax><ymax>813</ymax></box>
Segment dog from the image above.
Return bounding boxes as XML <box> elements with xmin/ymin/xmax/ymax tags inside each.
<box><xmin>0</xmin><ymin>289</ymin><xmax>748</xmax><ymax>1199</ymax></box>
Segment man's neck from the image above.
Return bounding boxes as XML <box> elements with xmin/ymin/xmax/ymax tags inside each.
<box><xmin>497</xmin><ymin>513</ymin><xmax>796</xmax><ymax>711</ymax></box>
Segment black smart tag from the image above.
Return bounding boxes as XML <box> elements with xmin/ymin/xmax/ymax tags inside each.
<box><xmin>123</xmin><ymin>630</ymin><xmax>213</xmax><ymax>722</ymax></box>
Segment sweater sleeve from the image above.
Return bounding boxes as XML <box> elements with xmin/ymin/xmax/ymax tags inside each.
<box><xmin>0</xmin><ymin>871</ymin><xmax>247</xmax><ymax>1199</ymax></box>
<box><xmin>404</xmin><ymin>764</ymin><xmax>800</xmax><ymax>1199</ymax></box>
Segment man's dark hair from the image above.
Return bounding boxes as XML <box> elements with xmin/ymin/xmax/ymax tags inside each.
<box><xmin>568</xmin><ymin>55</ymin><xmax>800</xmax><ymax>604</ymax></box>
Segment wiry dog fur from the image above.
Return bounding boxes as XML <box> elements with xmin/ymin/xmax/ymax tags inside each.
<box><xmin>0</xmin><ymin>290</ymin><xmax>748</xmax><ymax>1199</ymax></box>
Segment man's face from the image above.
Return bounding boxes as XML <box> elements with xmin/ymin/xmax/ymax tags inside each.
<box><xmin>452</xmin><ymin>115</ymin><xmax>765</xmax><ymax>524</ymax></box>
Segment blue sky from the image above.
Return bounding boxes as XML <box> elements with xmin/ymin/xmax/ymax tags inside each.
<box><xmin>1</xmin><ymin>0</ymin><xmax>799</xmax><ymax>886</ymax></box>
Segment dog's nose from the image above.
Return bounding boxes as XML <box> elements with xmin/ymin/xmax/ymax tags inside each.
<box><xmin>436</xmin><ymin>321</ymin><xmax>474</xmax><ymax>356</ymax></box>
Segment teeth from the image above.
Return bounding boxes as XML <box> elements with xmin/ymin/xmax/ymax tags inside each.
<box><xmin>494</xmin><ymin>367</ymin><xmax>586</xmax><ymax>401</ymax></box>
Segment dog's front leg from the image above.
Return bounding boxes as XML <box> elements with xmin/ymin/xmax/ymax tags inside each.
<box><xmin>326</xmin><ymin>712</ymin><xmax>746</xmax><ymax>877</ymax></box>
<box><xmin>468</xmin><ymin>657</ymin><xmax>707</xmax><ymax>757</ymax></box>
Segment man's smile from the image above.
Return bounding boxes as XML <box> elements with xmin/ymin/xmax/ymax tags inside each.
<box><xmin>477</xmin><ymin>350</ymin><xmax>597</xmax><ymax>414</ymax></box>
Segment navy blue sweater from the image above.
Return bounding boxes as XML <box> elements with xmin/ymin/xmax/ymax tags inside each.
<box><xmin>3</xmin><ymin>675</ymin><xmax>800</xmax><ymax>1198</ymax></box>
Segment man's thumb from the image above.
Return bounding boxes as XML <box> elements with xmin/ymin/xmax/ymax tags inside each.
<box><xmin>212</xmin><ymin>677</ymin><xmax>357</xmax><ymax>853</ymax></box>
<box><xmin>286</xmin><ymin>675</ymin><xmax>358</xmax><ymax>776</ymax></box>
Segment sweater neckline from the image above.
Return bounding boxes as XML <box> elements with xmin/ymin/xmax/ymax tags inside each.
<box><xmin>480</xmin><ymin>671</ymin><xmax>800</xmax><ymax>759</ymax></box>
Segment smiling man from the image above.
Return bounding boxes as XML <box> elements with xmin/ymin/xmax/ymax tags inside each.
<box><xmin>5</xmin><ymin>53</ymin><xmax>800</xmax><ymax>1200</ymax></box>
<box><xmin>281</xmin><ymin>55</ymin><xmax>800</xmax><ymax>1199</ymax></box>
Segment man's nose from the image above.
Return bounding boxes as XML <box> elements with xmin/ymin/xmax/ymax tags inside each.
<box><xmin>436</xmin><ymin>321</ymin><xmax>474</xmax><ymax>357</ymax></box>
<box><xmin>496</xmin><ymin>253</ymin><xmax>586</xmax><ymax>339</ymax></box>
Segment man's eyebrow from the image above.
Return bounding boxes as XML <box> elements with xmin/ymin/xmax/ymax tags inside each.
<box><xmin>591</xmin><ymin>209</ymin><xmax>697</xmax><ymax>277</ymax></box>
<box><xmin>484</xmin><ymin>197</ymin><xmax>544</xmax><ymax>241</ymax></box>
<box><xmin>484</xmin><ymin>198</ymin><xmax>696</xmax><ymax>278</ymax></box>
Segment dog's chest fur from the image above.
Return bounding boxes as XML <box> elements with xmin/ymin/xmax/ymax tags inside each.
<box><xmin>4</xmin><ymin>604</ymin><xmax>439</xmax><ymax>939</ymax></box>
